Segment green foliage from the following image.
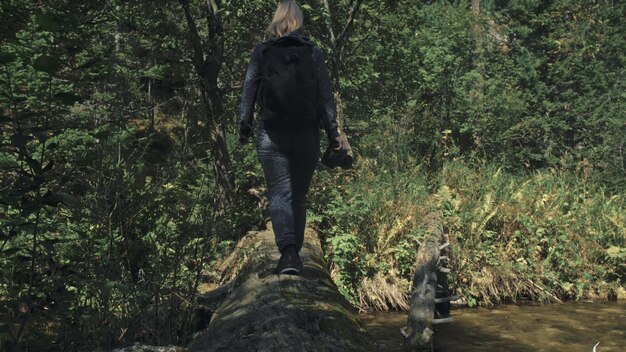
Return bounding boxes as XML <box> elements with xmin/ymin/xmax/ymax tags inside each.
<box><xmin>438</xmin><ymin>160</ymin><xmax>625</xmax><ymax>305</ymax></box>
<box><xmin>310</xmin><ymin>163</ymin><xmax>430</xmax><ymax>309</ymax></box>
<box><xmin>312</xmin><ymin>157</ymin><xmax>625</xmax><ymax>310</ymax></box>
<box><xmin>0</xmin><ymin>1</ymin><xmax>262</xmax><ymax>350</ymax></box>
<box><xmin>344</xmin><ymin>1</ymin><xmax>625</xmax><ymax>185</ymax></box>
<box><xmin>1</xmin><ymin>0</ymin><xmax>625</xmax><ymax>349</ymax></box>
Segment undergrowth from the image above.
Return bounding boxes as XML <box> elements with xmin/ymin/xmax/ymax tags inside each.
<box><xmin>310</xmin><ymin>158</ymin><xmax>626</xmax><ymax>310</ymax></box>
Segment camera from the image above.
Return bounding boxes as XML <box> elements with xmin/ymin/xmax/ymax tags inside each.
<box><xmin>320</xmin><ymin>144</ymin><xmax>353</xmax><ymax>169</ymax></box>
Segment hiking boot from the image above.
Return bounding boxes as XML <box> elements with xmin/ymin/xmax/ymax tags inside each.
<box><xmin>275</xmin><ymin>245</ymin><xmax>302</xmax><ymax>275</ymax></box>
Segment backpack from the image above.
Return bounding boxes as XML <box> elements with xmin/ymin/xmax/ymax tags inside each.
<box><xmin>258</xmin><ymin>37</ymin><xmax>317</xmax><ymax>123</ymax></box>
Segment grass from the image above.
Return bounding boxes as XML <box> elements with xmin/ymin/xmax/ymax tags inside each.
<box><xmin>310</xmin><ymin>157</ymin><xmax>626</xmax><ymax>310</ymax></box>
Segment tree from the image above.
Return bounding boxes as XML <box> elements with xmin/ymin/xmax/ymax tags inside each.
<box><xmin>179</xmin><ymin>0</ymin><xmax>234</xmax><ymax>203</ymax></box>
<box><xmin>317</xmin><ymin>0</ymin><xmax>364</xmax><ymax>132</ymax></box>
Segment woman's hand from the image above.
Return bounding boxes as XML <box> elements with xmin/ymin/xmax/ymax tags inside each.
<box><xmin>332</xmin><ymin>135</ymin><xmax>350</xmax><ymax>152</ymax></box>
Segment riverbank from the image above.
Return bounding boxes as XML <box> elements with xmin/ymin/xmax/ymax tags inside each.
<box><xmin>361</xmin><ymin>301</ymin><xmax>626</xmax><ymax>351</ymax></box>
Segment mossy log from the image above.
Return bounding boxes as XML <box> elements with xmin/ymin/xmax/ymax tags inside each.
<box><xmin>189</xmin><ymin>223</ymin><xmax>372</xmax><ymax>352</ymax></box>
<box><xmin>404</xmin><ymin>211</ymin><xmax>445</xmax><ymax>351</ymax></box>
<box><xmin>112</xmin><ymin>343</ymin><xmax>185</xmax><ymax>352</ymax></box>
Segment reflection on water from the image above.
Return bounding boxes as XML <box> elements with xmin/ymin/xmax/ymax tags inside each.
<box><xmin>360</xmin><ymin>301</ymin><xmax>625</xmax><ymax>351</ymax></box>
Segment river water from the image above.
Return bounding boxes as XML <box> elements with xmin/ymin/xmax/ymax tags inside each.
<box><xmin>361</xmin><ymin>301</ymin><xmax>625</xmax><ymax>351</ymax></box>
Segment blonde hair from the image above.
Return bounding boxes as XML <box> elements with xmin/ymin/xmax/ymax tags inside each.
<box><xmin>266</xmin><ymin>1</ymin><xmax>304</xmax><ymax>38</ymax></box>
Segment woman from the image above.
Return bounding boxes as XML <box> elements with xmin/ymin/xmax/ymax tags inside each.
<box><xmin>238</xmin><ymin>0</ymin><xmax>348</xmax><ymax>275</ymax></box>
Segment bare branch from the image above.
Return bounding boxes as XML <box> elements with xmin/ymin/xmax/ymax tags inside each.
<box><xmin>203</xmin><ymin>0</ymin><xmax>224</xmax><ymax>83</ymax></box>
<box><xmin>433</xmin><ymin>317</ymin><xmax>454</xmax><ymax>325</ymax></box>
<box><xmin>434</xmin><ymin>295</ymin><xmax>461</xmax><ymax>303</ymax></box>
<box><xmin>179</xmin><ymin>0</ymin><xmax>206</xmax><ymax>74</ymax></box>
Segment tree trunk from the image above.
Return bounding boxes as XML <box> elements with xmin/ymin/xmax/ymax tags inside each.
<box><xmin>179</xmin><ymin>0</ymin><xmax>234</xmax><ymax>203</ymax></box>
<box><xmin>112</xmin><ymin>343</ymin><xmax>185</xmax><ymax>352</ymax></box>
<box><xmin>190</xmin><ymin>223</ymin><xmax>373</xmax><ymax>351</ymax></box>
<box><xmin>404</xmin><ymin>211</ymin><xmax>445</xmax><ymax>351</ymax></box>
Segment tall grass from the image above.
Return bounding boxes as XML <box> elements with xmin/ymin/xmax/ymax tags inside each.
<box><xmin>440</xmin><ymin>161</ymin><xmax>625</xmax><ymax>305</ymax></box>
<box><xmin>310</xmin><ymin>158</ymin><xmax>625</xmax><ymax>310</ymax></box>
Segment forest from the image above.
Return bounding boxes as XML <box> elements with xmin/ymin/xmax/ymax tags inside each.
<box><xmin>1</xmin><ymin>0</ymin><xmax>624</xmax><ymax>350</ymax></box>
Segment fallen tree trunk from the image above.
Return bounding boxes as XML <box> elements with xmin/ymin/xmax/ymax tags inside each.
<box><xmin>112</xmin><ymin>343</ymin><xmax>185</xmax><ymax>352</ymax></box>
<box><xmin>404</xmin><ymin>211</ymin><xmax>446</xmax><ymax>351</ymax></box>
<box><xmin>190</xmin><ymin>223</ymin><xmax>372</xmax><ymax>352</ymax></box>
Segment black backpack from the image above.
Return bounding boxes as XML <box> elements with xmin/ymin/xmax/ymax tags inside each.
<box><xmin>258</xmin><ymin>37</ymin><xmax>317</xmax><ymax>123</ymax></box>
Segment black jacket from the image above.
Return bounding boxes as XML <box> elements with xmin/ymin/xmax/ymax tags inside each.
<box><xmin>238</xmin><ymin>31</ymin><xmax>340</xmax><ymax>141</ymax></box>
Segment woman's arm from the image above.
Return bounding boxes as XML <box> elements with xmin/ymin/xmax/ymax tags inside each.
<box><xmin>312</xmin><ymin>47</ymin><xmax>340</xmax><ymax>143</ymax></box>
<box><xmin>238</xmin><ymin>44</ymin><xmax>264</xmax><ymax>139</ymax></box>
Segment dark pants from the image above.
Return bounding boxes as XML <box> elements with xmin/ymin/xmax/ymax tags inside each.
<box><xmin>256</xmin><ymin>120</ymin><xmax>320</xmax><ymax>253</ymax></box>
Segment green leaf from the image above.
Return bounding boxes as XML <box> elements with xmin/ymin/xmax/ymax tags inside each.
<box><xmin>35</xmin><ymin>13</ymin><xmax>59</xmax><ymax>32</ymax></box>
<box><xmin>32</xmin><ymin>55</ymin><xmax>61</xmax><ymax>74</ymax></box>
<box><xmin>54</xmin><ymin>92</ymin><xmax>81</xmax><ymax>105</ymax></box>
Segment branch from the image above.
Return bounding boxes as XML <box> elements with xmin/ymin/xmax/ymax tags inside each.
<box><xmin>335</xmin><ymin>0</ymin><xmax>364</xmax><ymax>49</ymax></box>
<box><xmin>433</xmin><ymin>317</ymin><xmax>454</xmax><ymax>325</ymax></box>
<box><xmin>434</xmin><ymin>295</ymin><xmax>461</xmax><ymax>303</ymax></box>
<box><xmin>205</xmin><ymin>0</ymin><xmax>223</xmax><ymax>43</ymax></box>
<box><xmin>321</xmin><ymin>0</ymin><xmax>337</xmax><ymax>47</ymax></box>
<box><xmin>179</xmin><ymin>0</ymin><xmax>206</xmax><ymax>75</ymax></box>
